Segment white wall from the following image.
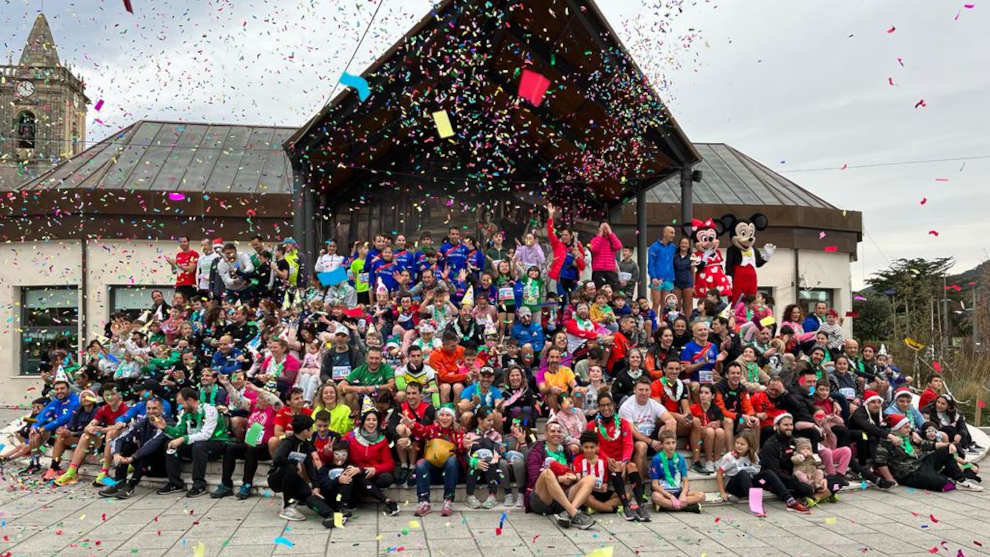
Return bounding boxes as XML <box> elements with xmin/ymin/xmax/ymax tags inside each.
<box><xmin>0</xmin><ymin>240</ymin><xmax>81</xmax><ymax>406</ymax></box>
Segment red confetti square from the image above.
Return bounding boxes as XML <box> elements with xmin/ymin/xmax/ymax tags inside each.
<box><xmin>518</xmin><ymin>69</ymin><xmax>551</xmax><ymax>107</ymax></box>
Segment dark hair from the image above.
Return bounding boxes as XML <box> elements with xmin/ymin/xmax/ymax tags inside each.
<box><xmin>725</xmin><ymin>361</ymin><xmax>742</xmax><ymax>373</ymax></box>
<box><xmin>313</xmin><ymin>410</ymin><xmax>331</xmax><ymax>423</ymax></box>
<box><xmin>405</xmin><ymin>381</ymin><xmax>422</xmax><ymax>393</ymax></box>
<box><xmin>596</xmin><ymin>391</ymin><xmax>614</xmax><ymax>404</ymax></box>
<box><xmin>698</xmin><ymin>383</ymin><xmax>715</xmax><ymax>396</ymax></box>
<box><xmin>223</xmin><ymin>242</ymin><xmax>236</xmax><ymax>251</ymax></box>
<box><xmin>178</xmin><ymin>387</ymin><xmax>198</xmax><ymax>401</ymax></box>
<box><xmin>289</xmin><ymin>387</ymin><xmax>305</xmax><ymax>398</ymax></box>
<box><xmin>579</xmin><ymin>430</ymin><xmax>599</xmax><ymax>445</ymax></box>
<box><xmin>588</xmin><ymin>347</ymin><xmax>605</xmax><ymax>361</ymax></box>
<box><xmin>406</xmin><ymin>344</ymin><xmax>422</xmax><ymax>355</ymax></box>
<box><xmin>442</xmin><ymin>330</ymin><xmax>459</xmax><ymax>343</ymax></box>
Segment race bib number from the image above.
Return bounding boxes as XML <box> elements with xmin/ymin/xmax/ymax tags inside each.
<box><xmin>332</xmin><ymin>365</ymin><xmax>351</xmax><ymax>381</ymax></box>
<box><xmin>699</xmin><ymin>370</ymin><xmax>713</xmax><ymax>384</ymax></box>
<box><xmin>358</xmin><ymin>273</ymin><xmax>369</xmax><ymax>283</ymax></box>
<box><xmin>498</xmin><ymin>287</ymin><xmax>514</xmax><ymax>301</ymax></box>
<box><xmin>839</xmin><ymin>387</ymin><xmax>856</xmax><ymax>400</ymax></box>
<box><xmin>619</xmin><ymin>272</ymin><xmax>632</xmax><ymax>282</ymax></box>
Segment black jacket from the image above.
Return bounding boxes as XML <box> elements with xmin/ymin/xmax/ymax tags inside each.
<box><xmin>269</xmin><ymin>435</ymin><xmax>317</xmax><ymax>483</ymax></box>
<box><xmin>849</xmin><ymin>406</ymin><xmax>887</xmax><ymax>439</ymax></box>
<box><xmin>772</xmin><ymin>390</ymin><xmax>816</xmax><ymax>424</ymax></box>
<box><xmin>758</xmin><ymin>433</ymin><xmax>798</xmax><ymax>478</ymax></box>
<box><xmin>113</xmin><ymin>416</ymin><xmax>168</xmax><ymax>461</ymax></box>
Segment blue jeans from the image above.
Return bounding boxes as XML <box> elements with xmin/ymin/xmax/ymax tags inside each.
<box><xmin>416</xmin><ymin>456</ymin><xmax>460</xmax><ymax>502</ymax></box>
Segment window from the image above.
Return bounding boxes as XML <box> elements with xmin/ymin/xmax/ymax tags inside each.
<box><xmin>799</xmin><ymin>288</ymin><xmax>834</xmax><ymax>315</ymax></box>
<box><xmin>109</xmin><ymin>286</ymin><xmax>175</xmax><ymax>321</ymax></box>
<box><xmin>757</xmin><ymin>286</ymin><xmax>775</xmax><ymax>307</ymax></box>
<box><xmin>16</xmin><ymin>111</ymin><xmax>36</xmax><ymax>149</ymax></box>
<box><xmin>20</xmin><ymin>287</ymin><xmax>79</xmax><ymax>376</ymax></box>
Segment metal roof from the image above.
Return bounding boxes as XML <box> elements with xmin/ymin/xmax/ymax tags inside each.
<box><xmin>646</xmin><ymin>143</ymin><xmax>836</xmax><ymax>209</ymax></box>
<box><xmin>18</xmin><ymin>120</ymin><xmax>295</xmax><ymax>195</ymax></box>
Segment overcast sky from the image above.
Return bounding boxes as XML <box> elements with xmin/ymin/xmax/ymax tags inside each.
<box><xmin>3</xmin><ymin>0</ymin><xmax>987</xmax><ymax>288</ymax></box>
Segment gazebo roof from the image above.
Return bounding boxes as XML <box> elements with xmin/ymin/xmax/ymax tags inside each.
<box><xmin>286</xmin><ymin>0</ymin><xmax>700</xmax><ymax>217</ymax></box>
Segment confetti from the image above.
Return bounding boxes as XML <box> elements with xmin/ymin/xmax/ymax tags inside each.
<box><xmin>432</xmin><ymin>110</ymin><xmax>455</xmax><ymax>139</ymax></box>
<box><xmin>193</xmin><ymin>541</ymin><xmax>205</xmax><ymax>557</ymax></box>
<box><xmin>888</xmin><ymin>77</ymin><xmax>895</xmax><ymax>86</ymax></box>
<box><xmin>518</xmin><ymin>69</ymin><xmax>551</xmax><ymax>107</ymax></box>
<box><xmin>915</xmin><ymin>99</ymin><xmax>927</xmax><ymax>108</ymax></box>
<box><xmin>122</xmin><ymin>0</ymin><xmax>133</xmax><ymax>14</ymax></box>
<box><xmin>340</xmin><ymin>72</ymin><xmax>371</xmax><ymax>101</ymax></box>
<box><xmin>928</xmin><ymin>230</ymin><xmax>939</xmax><ymax>237</ymax></box>
<box><xmin>898</xmin><ymin>57</ymin><xmax>905</xmax><ymax>66</ymax></box>
<box><xmin>824</xmin><ymin>245</ymin><xmax>838</xmax><ymax>253</ymax></box>
<box><xmin>932</xmin><ymin>362</ymin><xmax>942</xmax><ymax>373</ymax></box>
<box><xmin>94</xmin><ymin>99</ymin><xmax>104</xmax><ymax>111</ymax></box>
<box><xmin>825</xmin><ymin>517</ymin><xmax>837</xmax><ymax>525</ymax></box>
<box><xmin>584</xmin><ymin>548</ymin><xmax>614</xmax><ymax>557</ymax></box>
<box><xmin>935</xmin><ymin>178</ymin><xmax>949</xmax><ymax>182</ymax></box>
<box><xmin>854</xmin><ymin>295</ymin><xmax>867</xmax><ymax>301</ymax></box>
<box><xmin>887</xmin><ymin>25</ymin><xmax>897</xmax><ymax>33</ymax></box>
<box><xmin>840</xmin><ymin>163</ymin><xmax>848</xmax><ymax>170</ymax></box>
<box><xmin>920</xmin><ymin>197</ymin><xmax>927</xmax><ymax>205</ymax></box>
<box><xmin>408</xmin><ymin>520</ymin><xmax>420</xmax><ymax>530</ymax></box>
<box><xmin>819</xmin><ymin>231</ymin><xmax>827</xmax><ymax>239</ymax></box>
<box><xmin>167</xmin><ymin>193</ymin><xmax>186</xmax><ymax>201</ymax></box>
<box><xmin>273</xmin><ymin>537</ymin><xmax>294</xmax><ymax>548</ymax></box>
<box><xmin>929</xmin><ymin>514</ymin><xmax>939</xmax><ymax>523</ymax></box>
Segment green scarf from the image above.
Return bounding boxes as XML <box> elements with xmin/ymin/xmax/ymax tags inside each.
<box><xmin>656</xmin><ymin>451</ymin><xmax>677</xmax><ymax>488</ymax></box>
<box><xmin>545</xmin><ymin>444</ymin><xmax>567</xmax><ymax>466</ymax></box>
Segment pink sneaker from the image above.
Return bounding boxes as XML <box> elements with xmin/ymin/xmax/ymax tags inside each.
<box><xmin>441</xmin><ymin>499</ymin><xmax>454</xmax><ymax>516</ymax></box>
<box><xmin>415</xmin><ymin>501</ymin><xmax>432</xmax><ymax>517</ymax></box>
<box><xmin>42</xmin><ymin>468</ymin><xmax>60</xmax><ymax>482</ymax></box>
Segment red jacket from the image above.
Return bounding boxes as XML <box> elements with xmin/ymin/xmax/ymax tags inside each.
<box><xmin>588</xmin><ymin>232</ymin><xmax>621</xmax><ymax>272</ymax></box>
<box><xmin>749</xmin><ymin>391</ymin><xmax>783</xmax><ymax>428</ymax></box>
<box><xmin>586</xmin><ymin>416</ymin><xmax>633</xmax><ymax>462</ymax></box>
<box><xmin>546</xmin><ymin>217</ymin><xmax>585</xmax><ymax>281</ymax></box>
<box><xmin>343</xmin><ymin>430</ymin><xmax>395</xmax><ymax>476</ymax></box>
<box><xmin>919</xmin><ymin>388</ymin><xmax>939</xmax><ymax>411</ymax></box>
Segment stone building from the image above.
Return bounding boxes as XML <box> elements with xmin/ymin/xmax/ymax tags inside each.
<box><xmin>0</xmin><ymin>14</ymin><xmax>89</xmax><ymax>190</ymax></box>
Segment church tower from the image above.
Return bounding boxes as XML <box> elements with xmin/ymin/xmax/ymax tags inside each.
<box><xmin>0</xmin><ymin>14</ymin><xmax>89</xmax><ymax>189</ymax></box>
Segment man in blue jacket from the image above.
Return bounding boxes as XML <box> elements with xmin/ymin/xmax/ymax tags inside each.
<box><xmin>0</xmin><ymin>375</ymin><xmax>78</xmax><ymax>474</ymax></box>
<box><xmin>99</xmin><ymin>397</ymin><xmax>170</xmax><ymax>499</ymax></box>
<box><xmin>510</xmin><ymin>307</ymin><xmax>545</xmax><ymax>353</ymax></box>
<box><xmin>802</xmin><ymin>302</ymin><xmax>828</xmax><ymax>334</ymax></box>
<box><xmin>211</xmin><ymin>334</ymin><xmax>248</xmax><ymax>376</ymax></box>
<box><xmin>647</xmin><ymin>226</ymin><xmax>676</xmax><ymax>312</ymax></box>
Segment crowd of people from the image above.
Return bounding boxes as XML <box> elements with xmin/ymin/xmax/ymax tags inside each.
<box><xmin>1</xmin><ymin>203</ymin><xmax>982</xmax><ymax>532</ymax></box>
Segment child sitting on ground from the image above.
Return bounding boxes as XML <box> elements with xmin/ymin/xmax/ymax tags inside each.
<box><xmin>649</xmin><ymin>430</ymin><xmax>704</xmax><ymax>513</ymax></box>
<box><xmin>573</xmin><ymin>430</ymin><xmax>621</xmax><ymax>514</ymax></box>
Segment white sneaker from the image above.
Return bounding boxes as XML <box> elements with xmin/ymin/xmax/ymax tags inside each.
<box><xmin>279</xmin><ymin>505</ymin><xmax>306</xmax><ymax>521</ymax></box>
<box><xmin>503</xmin><ymin>493</ymin><xmax>516</xmax><ymax>507</ymax></box>
<box><xmin>466</xmin><ymin>495</ymin><xmax>483</xmax><ymax>509</ymax></box>
<box><xmin>482</xmin><ymin>495</ymin><xmax>497</xmax><ymax>509</ymax></box>
<box><xmin>704</xmin><ymin>461</ymin><xmax>716</xmax><ymax>474</ymax></box>
<box><xmin>514</xmin><ymin>494</ymin><xmax>525</xmax><ymax>508</ymax></box>
<box><xmin>956</xmin><ymin>480</ymin><xmax>984</xmax><ymax>492</ymax></box>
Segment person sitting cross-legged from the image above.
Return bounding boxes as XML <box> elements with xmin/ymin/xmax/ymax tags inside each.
<box><xmin>524</xmin><ymin>421</ymin><xmax>597</xmax><ymax>530</ymax></box>
<box><xmin>98</xmin><ymin>397</ymin><xmax>169</xmax><ymax>499</ymax></box>
<box><xmin>159</xmin><ymin>387</ymin><xmax>231</xmax><ymax>497</ymax></box>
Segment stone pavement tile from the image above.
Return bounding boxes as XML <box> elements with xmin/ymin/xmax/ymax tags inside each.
<box><xmin>225</xmin><ymin>526</ymin><xmax>292</xmax><ymax>546</ymax></box>
<box><xmin>847</xmin><ymin>532</ymin><xmax>933</xmax><ymax>554</ymax></box>
<box><xmin>929</xmin><ymin>527</ymin><xmax>989</xmax><ymax>551</ymax></box>
<box><xmin>186</xmin><ymin>518</ymin><xmax>244</xmax><ymax>537</ymax></box>
<box><xmin>878</xmin><ymin>521</ymin><xmax>955</xmax><ymax>541</ymax></box>
<box><xmin>379</xmin><ymin>529</ymin><xmax>427</xmax><ymax>547</ymax></box>
<box><xmin>116</xmin><ymin>529</ymin><xmax>186</xmax><ymax>549</ymax></box>
<box><xmin>424</xmin><ymin>536</ymin><xmax>480</xmax><ymax>554</ymax></box>
<box><xmin>814</xmin><ymin>516</ymin><xmax>878</xmax><ymax>535</ymax></box>
<box><xmin>162</xmin><ymin>537</ymin><xmax>237</xmax><ymax>556</ymax></box>
<box><xmin>271</xmin><ymin>532</ymin><xmax>329</xmax><ymax>553</ymax></box>
<box><xmin>601</xmin><ymin>531</ymin><xmax>678</xmax><ymax>550</ymax></box>
<box><xmin>58</xmin><ymin>540</ymin><xmax>125</xmax><ymax>556</ymax></box>
<box><xmin>8</xmin><ymin>532</ymin><xmax>70</xmax><ymax>553</ymax></box>
<box><xmin>109</xmin><ymin>550</ymin><xmax>168</xmax><ymax>557</ymax></box>
<box><xmin>219</xmin><ymin>543</ymin><xmax>272</xmax><ymax>556</ymax></box>
<box><xmin>325</xmin><ymin>539</ymin><xmax>378</xmax><ymax>555</ymax></box>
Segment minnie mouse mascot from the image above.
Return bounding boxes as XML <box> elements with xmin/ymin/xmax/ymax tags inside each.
<box><xmin>684</xmin><ymin>218</ymin><xmax>732</xmax><ymax>299</ymax></box>
<box><xmin>720</xmin><ymin>214</ymin><xmax>776</xmax><ymax>303</ymax></box>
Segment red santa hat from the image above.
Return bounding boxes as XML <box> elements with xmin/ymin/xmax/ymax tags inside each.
<box><xmin>885</xmin><ymin>413</ymin><xmax>910</xmax><ymax>432</ymax></box>
<box><xmin>212</xmin><ymin>238</ymin><xmax>224</xmax><ymax>245</ymax></box>
<box><xmin>893</xmin><ymin>386</ymin><xmax>913</xmax><ymax>400</ymax></box>
<box><xmin>863</xmin><ymin>390</ymin><xmax>883</xmax><ymax>405</ymax></box>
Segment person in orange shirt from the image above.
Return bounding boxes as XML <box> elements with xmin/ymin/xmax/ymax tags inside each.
<box><xmin>429</xmin><ymin>330</ymin><xmax>466</xmax><ymax>403</ymax></box>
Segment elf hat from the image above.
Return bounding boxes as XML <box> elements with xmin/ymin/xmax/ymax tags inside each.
<box><xmin>437</xmin><ymin>403</ymin><xmax>456</xmax><ymax>418</ymax></box>
<box><xmin>863</xmin><ymin>390</ymin><xmax>883</xmax><ymax>405</ymax></box>
<box><xmin>885</xmin><ymin>413</ymin><xmax>910</xmax><ymax>432</ymax></box>
<box><xmin>773</xmin><ymin>412</ymin><xmax>793</xmax><ymax>425</ymax></box>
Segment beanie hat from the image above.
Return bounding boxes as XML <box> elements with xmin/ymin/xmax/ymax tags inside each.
<box><xmin>863</xmin><ymin>390</ymin><xmax>883</xmax><ymax>405</ymax></box>
<box><xmin>885</xmin><ymin>413</ymin><xmax>910</xmax><ymax>432</ymax></box>
<box><xmin>773</xmin><ymin>412</ymin><xmax>793</xmax><ymax>425</ymax></box>
<box><xmin>437</xmin><ymin>404</ymin><xmax>456</xmax><ymax>418</ymax></box>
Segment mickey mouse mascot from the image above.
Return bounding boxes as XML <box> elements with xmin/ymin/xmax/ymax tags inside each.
<box><xmin>721</xmin><ymin>214</ymin><xmax>776</xmax><ymax>303</ymax></box>
<box><xmin>685</xmin><ymin>218</ymin><xmax>732</xmax><ymax>299</ymax></box>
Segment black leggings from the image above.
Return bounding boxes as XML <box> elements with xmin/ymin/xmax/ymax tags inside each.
<box><xmin>756</xmin><ymin>469</ymin><xmax>813</xmax><ymax>501</ymax></box>
<box><xmin>466</xmin><ymin>464</ymin><xmax>500</xmax><ymax>496</ymax></box>
<box><xmin>350</xmin><ymin>471</ymin><xmax>393</xmax><ymax>505</ymax></box>
<box><xmin>940</xmin><ymin>422</ymin><xmax>973</xmax><ymax>448</ymax></box>
<box><xmin>221</xmin><ymin>442</ymin><xmax>270</xmax><ymax>487</ymax></box>
<box><xmin>269</xmin><ymin>465</ymin><xmax>334</xmax><ymax>517</ymax></box>
<box><xmin>725</xmin><ymin>471</ymin><xmax>755</xmax><ymax>498</ymax></box>
<box><xmin>898</xmin><ymin>446</ymin><xmax>963</xmax><ymax>491</ymax></box>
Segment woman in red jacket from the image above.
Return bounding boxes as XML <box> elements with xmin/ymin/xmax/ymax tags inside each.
<box><xmin>585</xmin><ymin>391</ymin><xmax>649</xmax><ymax>521</ymax></box>
<box><xmin>546</xmin><ymin>203</ymin><xmax>585</xmax><ymax>300</ymax></box>
<box><xmin>343</xmin><ymin>410</ymin><xmax>400</xmax><ymax>516</ymax></box>
<box><xmin>402</xmin><ymin>405</ymin><xmax>466</xmax><ymax>517</ymax></box>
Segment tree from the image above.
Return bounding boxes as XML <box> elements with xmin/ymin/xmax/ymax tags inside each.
<box><xmin>852</xmin><ymin>295</ymin><xmax>891</xmax><ymax>342</ymax></box>
<box><xmin>864</xmin><ymin>257</ymin><xmax>957</xmax><ymax>354</ymax></box>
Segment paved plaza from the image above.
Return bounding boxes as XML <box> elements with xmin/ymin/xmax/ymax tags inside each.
<box><xmin>0</xmin><ymin>479</ymin><xmax>986</xmax><ymax>557</ymax></box>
